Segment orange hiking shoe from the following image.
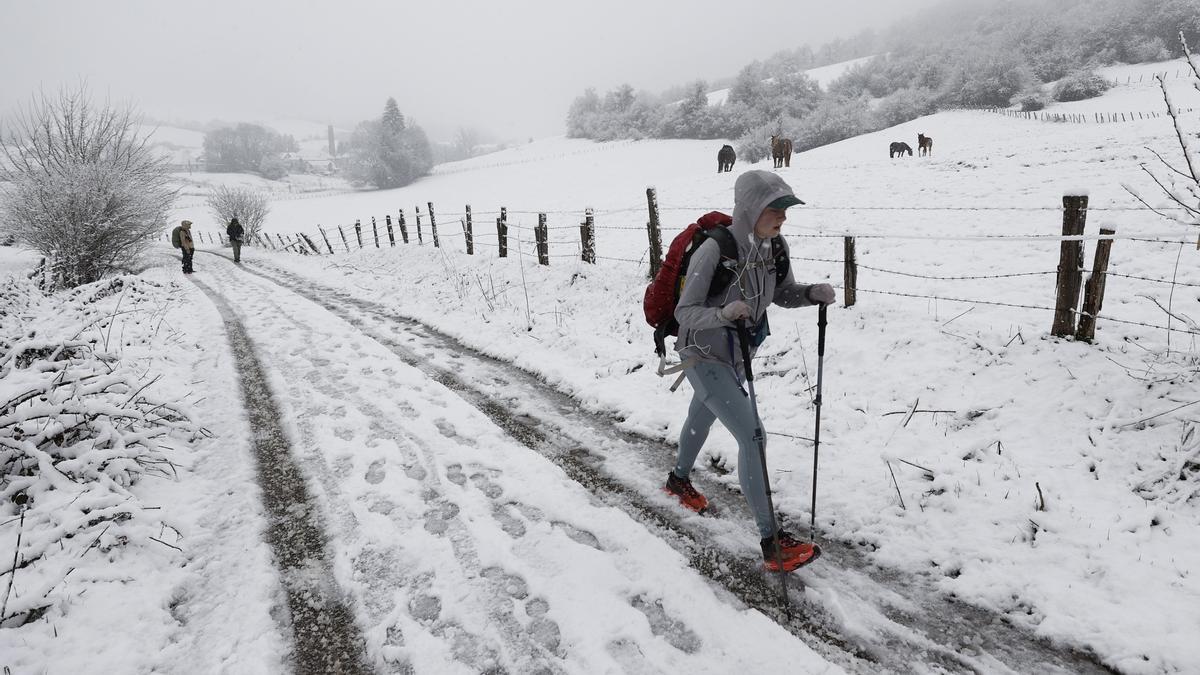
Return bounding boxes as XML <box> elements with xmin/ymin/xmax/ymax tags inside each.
<box><xmin>664</xmin><ymin>472</ymin><xmax>709</xmax><ymax>513</ymax></box>
<box><xmin>761</xmin><ymin>530</ymin><xmax>821</xmax><ymax>572</ymax></box>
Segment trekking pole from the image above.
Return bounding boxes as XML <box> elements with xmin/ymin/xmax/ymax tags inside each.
<box><xmin>736</xmin><ymin>319</ymin><xmax>791</xmax><ymax>620</ymax></box>
<box><xmin>811</xmin><ymin>303</ymin><xmax>828</xmax><ymax>542</ymax></box>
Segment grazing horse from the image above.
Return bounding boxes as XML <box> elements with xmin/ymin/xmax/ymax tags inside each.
<box><xmin>917</xmin><ymin>133</ymin><xmax>933</xmax><ymax>157</ymax></box>
<box><xmin>770</xmin><ymin>134</ymin><xmax>793</xmax><ymax>168</ymax></box>
<box><xmin>717</xmin><ymin>144</ymin><xmax>736</xmax><ymax>173</ymax></box>
<box><xmin>889</xmin><ymin>141</ymin><xmax>913</xmax><ymax>158</ymax></box>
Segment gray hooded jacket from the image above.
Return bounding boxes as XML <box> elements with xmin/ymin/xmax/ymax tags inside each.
<box><xmin>674</xmin><ymin>170</ymin><xmax>818</xmax><ymax>375</ymax></box>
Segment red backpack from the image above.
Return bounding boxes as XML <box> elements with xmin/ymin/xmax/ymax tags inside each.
<box><xmin>643</xmin><ymin>211</ymin><xmax>789</xmax><ymax>359</ymax></box>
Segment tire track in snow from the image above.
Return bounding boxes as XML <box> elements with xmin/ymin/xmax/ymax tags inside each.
<box><xmin>188</xmin><ymin>277</ymin><xmax>372</xmax><ymax>674</ymax></box>
<box><xmin>198</xmin><ymin>263</ymin><xmax>566</xmax><ymax>674</ymax></box>
<box><xmin>199</xmin><ymin>251</ymin><xmax>1120</xmax><ymax>674</ymax></box>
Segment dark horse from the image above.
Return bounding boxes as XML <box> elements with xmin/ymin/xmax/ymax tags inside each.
<box><xmin>770</xmin><ymin>134</ymin><xmax>793</xmax><ymax>168</ymax></box>
<box><xmin>918</xmin><ymin>133</ymin><xmax>933</xmax><ymax>157</ymax></box>
<box><xmin>717</xmin><ymin>144</ymin><xmax>736</xmax><ymax>173</ymax></box>
<box><xmin>889</xmin><ymin>142</ymin><xmax>913</xmax><ymax>158</ymax></box>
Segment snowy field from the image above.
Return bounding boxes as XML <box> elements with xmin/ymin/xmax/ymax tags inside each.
<box><xmin>3</xmin><ymin>60</ymin><xmax>1200</xmax><ymax>674</ymax></box>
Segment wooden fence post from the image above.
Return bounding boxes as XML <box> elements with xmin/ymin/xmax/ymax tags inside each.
<box><xmin>385</xmin><ymin>215</ymin><xmax>396</xmax><ymax>247</ymax></box>
<box><xmin>318</xmin><ymin>226</ymin><xmax>334</xmax><ymax>254</ymax></box>
<box><xmin>354</xmin><ymin>219</ymin><xmax>363</xmax><ymax>248</ymax></box>
<box><xmin>581</xmin><ymin>208</ymin><xmax>596</xmax><ymax>264</ymax></box>
<box><xmin>218</xmin><ymin>233</ymin><xmax>225</xmax><ymax>245</ymax></box>
<box><xmin>464</xmin><ymin>205</ymin><xmax>474</xmax><ymax>255</ymax></box>
<box><xmin>415</xmin><ymin>206</ymin><xmax>423</xmax><ymax>244</ymax></box>
<box><xmin>498</xmin><ymin>207</ymin><xmax>508</xmax><ymax>258</ymax></box>
<box><xmin>300</xmin><ymin>233</ymin><xmax>321</xmax><ymax>254</ymax></box>
<box><xmin>275</xmin><ymin>233</ymin><xmax>288</xmax><ymax>251</ymax></box>
<box><xmin>398</xmin><ymin>210</ymin><xmax>409</xmax><ymax>244</ymax></box>
<box><xmin>1076</xmin><ymin>228</ymin><xmax>1116</xmax><ymax>342</ymax></box>
<box><xmin>1052</xmin><ymin>195</ymin><xmax>1089</xmax><ymax>337</ymax></box>
<box><xmin>646</xmin><ymin>187</ymin><xmax>663</xmax><ymax>278</ymax></box>
<box><xmin>337</xmin><ymin>225</ymin><xmax>349</xmax><ymax>252</ymax></box>
<box><xmin>372</xmin><ymin>217</ymin><xmax>380</xmax><ymax>248</ymax></box>
<box><xmin>535</xmin><ymin>213</ymin><xmax>549</xmax><ymax>265</ymax></box>
<box><xmin>428</xmin><ymin>202</ymin><xmax>439</xmax><ymax>248</ymax></box>
<box><xmin>843</xmin><ymin>236</ymin><xmax>857</xmax><ymax>308</ymax></box>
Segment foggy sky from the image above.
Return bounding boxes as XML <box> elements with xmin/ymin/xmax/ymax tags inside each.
<box><xmin>1</xmin><ymin>0</ymin><xmax>943</xmax><ymax>142</ymax></box>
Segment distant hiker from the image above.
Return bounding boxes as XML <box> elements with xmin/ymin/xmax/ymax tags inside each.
<box><xmin>171</xmin><ymin>219</ymin><xmax>195</xmax><ymax>274</ymax></box>
<box><xmin>664</xmin><ymin>169</ymin><xmax>834</xmax><ymax>572</ymax></box>
<box><xmin>227</xmin><ymin>215</ymin><xmax>244</xmax><ymax>263</ymax></box>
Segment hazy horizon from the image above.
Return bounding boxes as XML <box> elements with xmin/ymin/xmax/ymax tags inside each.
<box><xmin>1</xmin><ymin>0</ymin><xmax>945</xmax><ymax>143</ymax></box>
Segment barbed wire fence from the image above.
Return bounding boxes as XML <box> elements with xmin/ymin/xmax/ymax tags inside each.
<box><xmin>178</xmin><ymin>187</ymin><xmax>1200</xmax><ymax>343</ymax></box>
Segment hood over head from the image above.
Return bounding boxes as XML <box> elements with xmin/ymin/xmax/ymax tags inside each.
<box><xmin>730</xmin><ymin>170</ymin><xmax>803</xmax><ymax>253</ymax></box>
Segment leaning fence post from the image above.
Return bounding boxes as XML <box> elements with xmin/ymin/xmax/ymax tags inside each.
<box><xmin>415</xmin><ymin>206</ymin><xmax>424</xmax><ymax>245</ymax></box>
<box><xmin>275</xmin><ymin>233</ymin><xmax>288</xmax><ymax>251</ymax></box>
<box><xmin>498</xmin><ymin>207</ymin><xmax>508</xmax><ymax>258</ymax></box>
<box><xmin>646</xmin><ymin>187</ymin><xmax>663</xmax><ymax>278</ymax></box>
<box><xmin>581</xmin><ymin>208</ymin><xmax>596</xmax><ymax>264</ymax></box>
<box><xmin>337</xmin><ymin>225</ymin><xmax>349</xmax><ymax>252</ymax></box>
<box><xmin>385</xmin><ymin>215</ymin><xmax>396</xmax><ymax>247</ymax></box>
<box><xmin>1076</xmin><ymin>228</ymin><xmax>1116</xmax><ymax>342</ymax></box>
<box><xmin>398</xmin><ymin>210</ymin><xmax>409</xmax><ymax>244</ymax></box>
<box><xmin>464</xmin><ymin>205</ymin><xmax>474</xmax><ymax>255</ymax></box>
<box><xmin>1051</xmin><ymin>194</ymin><xmax>1089</xmax><ymax>337</ymax></box>
<box><xmin>300</xmin><ymin>233</ymin><xmax>321</xmax><ymax>254</ymax></box>
<box><xmin>535</xmin><ymin>213</ymin><xmax>549</xmax><ymax>265</ymax></box>
<box><xmin>428</xmin><ymin>202</ymin><xmax>440</xmax><ymax>248</ymax></box>
<box><xmin>318</xmin><ymin>226</ymin><xmax>334</xmax><ymax>254</ymax></box>
<box><xmin>843</xmin><ymin>236</ymin><xmax>857</xmax><ymax>308</ymax></box>
<box><xmin>218</xmin><ymin>233</ymin><xmax>225</xmax><ymax>246</ymax></box>
<box><xmin>372</xmin><ymin>217</ymin><xmax>380</xmax><ymax>248</ymax></box>
<box><xmin>354</xmin><ymin>219</ymin><xmax>363</xmax><ymax>248</ymax></box>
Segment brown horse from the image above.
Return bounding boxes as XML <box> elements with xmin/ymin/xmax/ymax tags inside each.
<box><xmin>889</xmin><ymin>141</ymin><xmax>912</xmax><ymax>158</ymax></box>
<box><xmin>717</xmin><ymin>144</ymin><xmax>736</xmax><ymax>173</ymax></box>
<box><xmin>770</xmin><ymin>134</ymin><xmax>793</xmax><ymax>168</ymax></box>
<box><xmin>917</xmin><ymin>133</ymin><xmax>933</xmax><ymax>157</ymax></box>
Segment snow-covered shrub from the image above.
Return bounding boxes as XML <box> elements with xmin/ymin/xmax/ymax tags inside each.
<box><xmin>874</xmin><ymin>87</ymin><xmax>939</xmax><ymax>128</ymax></box>
<box><xmin>206</xmin><ymin>185</ymin><xmax>271</xmax><ymax>243</ymax></box>
<box><xmin>0</xmin><ymin>86</ymin><xmax>175</xmax><ymax>289</ymax></box>
<box><xmin>1052</xmin><ymin>70</ymin><xmax>1113</xmax><ymax>102</ymax></box>
<box><xmin>0</xmin><ymin>276</ymin><xmax>199</xmax><ymax>627</ymax></box>
<box><xmin>1017</xmin><ymin>93</ymin><xmax>1048</xmax><ymax>112</ymax></box>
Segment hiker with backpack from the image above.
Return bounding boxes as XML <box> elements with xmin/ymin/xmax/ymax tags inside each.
<box><xmin>226</xmin><ymin>215</ymin><xmax>244</xmax><ymax>263</ymax></box>
<box><xmin>655</xmin><ymin>169</ymin><xmax>835</xmax><ymax>572</ymax></box>
<box><xmin>171</xmin><ymin>219</ymin><xmax>195</xmax><ymax>274</ymax></box>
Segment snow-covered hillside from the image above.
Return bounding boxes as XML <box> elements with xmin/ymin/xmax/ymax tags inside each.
<box><xmin>4</xmin><ymin>60</ymin><xmax>1199</xmax><ymax>674</ymax></box>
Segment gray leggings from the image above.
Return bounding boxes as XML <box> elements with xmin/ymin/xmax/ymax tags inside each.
<box><xmin>674</xmin><ymin>361</ymin><xmax>775</xmax><ymax>539</ymax></box>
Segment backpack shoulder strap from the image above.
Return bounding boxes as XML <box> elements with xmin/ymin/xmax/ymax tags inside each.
<box><xmin>771</xmin><ymin>236</ymin><xmax>790</xmax><ymax>285</ymax></box>
<box><xmin>702</xmin><ymin>227</ymin><xmax>739</xmax><ymax>298</ymax></box>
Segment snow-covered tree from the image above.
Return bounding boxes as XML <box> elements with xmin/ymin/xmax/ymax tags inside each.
<box><xmin>0</xmin><ymin>86</ymin><xmax>176</xmax><ymax>288</ymax></box>
<box><xmin>205</xmin><ymin>185</ymin><xmax>270</xmax><ymax>242</ymax></box>
<box><xmin>343</xmin><ymin>98</ymin><xmax>432</xmax><ymax>189</ymax></box>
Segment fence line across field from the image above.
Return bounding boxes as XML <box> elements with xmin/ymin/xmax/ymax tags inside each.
<box><xmin>181</xmin><ymin>188</ymin><xmax>1195</xmax><ymax>346</ymax></box>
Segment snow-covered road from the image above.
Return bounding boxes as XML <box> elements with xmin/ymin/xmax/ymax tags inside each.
<box><xmin>192</xmin><ymin>252</ymin><xmax>840</xmax><ymax>674</ymax></box>
<box><xmin>193</xmin><ymin>249</ymin><xmax>1119</xmax><ymax>674</ymax></box>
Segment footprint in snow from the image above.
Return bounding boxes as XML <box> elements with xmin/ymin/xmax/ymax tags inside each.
<box><xmin>423</xmin><ymin>501</ymin><xmax>460</xmax><ymax>535</ymax></box>
<box><xmin>630</xmin><ymin>595</ymin><xmax>701</xmax><ymax>654</ymax></box>
<box><xmin>551</xmin><ymin>521</ymin><xmax>602</xmax><ymax>550</ymax></box>
<box><xmin>365</xmin><ymin>459</ymin><xmax>387</xmax><ymax>485</ymax></box>
<box><xmin>445</xmin><ymin>463</ymin><xmax>468</xmax><ymax>486</ymax></box>
<box><xmin>469</xmin><ymin>472</ymin><xmax>504</xmax><ymax>499</ymax></box>
<box><xmin>491</xmin><ymin>503</ymin><xmax>526</xmax><ymax>538</ymax></box>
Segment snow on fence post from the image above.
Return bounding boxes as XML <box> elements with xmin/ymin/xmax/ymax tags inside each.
<box><xmin>464</xmin><ymin>205</ymin><xmax>474</xmax><ymax>255</ymax></box>
<box><xmin>535</xmin><ymin>213</ymin><xmax>549</xmax><ymax>266</ymax></box>
<box><xmin>581</xmin><ymin>208</ymin><xmax>596</xmax><ymax>264</ymax></box>
<box><xmin>275</xmin><ymin>233</ymin><xmax>289</xmax><ymax>251</ymax></box>
<box><xmin>354</xmin><ymin>219</ymin><xmax>363</xmax><ymax>248</ymax></box>
<box><xmin>497</xmin><ymin>207</ymin><xmax>508</xmax><ymax>258</ymax></box>
<box><xmin>428</xmin><ymin>202</ymin><xmax>440</xmax><ymax>248</ymax></box>
<box><xmin>337</xmin><ymin>225</ymin><xmax>350</xmax><ymax>252</ymax></box>
<box><xmin>385</xmin><ymin>215</ymin><xmax>395</xmax><ymax>247</ymax></box>
<box><xmin>1075</xmin><ymin>227</ymin><xmax>1116</xmax><ymax>343</ymax></box>
<box><xmin>300</xmin><ymin>233</ymin><xmax>321</xmax><ymax>255</ymax></box>
<box><xmin>398</xmin><ymin>210</ymin><xmax>409</xmax><ymax>244</ymax></box>
<box><xmin>318</xmin><ymin>226</ymin><xmax>335</xmax><ymax>254</ymax></box>
<box><xmin>1051</xmin><ymin>195</ymin><xmax>1089</xmax><ymax>337</ymax></box>
<box><xmin>372</xmin><ymin>217</ymin><xmax>380</xmax><ymax>248</ymax></box>
<box><xmin>415</xmin><ymin>206</ymin><xmax>424</xmax><ymax>245</ymax></box>
<box><xmin>843</xmin><ymin>236</ymin><xmax>857</xmax><ymax>308</ymax></box>
<box><xmin>646</xmin><ymin>186</ymin><xmax>663</xmax><ymax>279</ymax></box>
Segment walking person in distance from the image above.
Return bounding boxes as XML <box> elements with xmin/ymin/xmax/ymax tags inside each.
<box><xmin>227</xmin><ymin>214</ymin><xmax>244</xmax><ymax>263</ymax></box>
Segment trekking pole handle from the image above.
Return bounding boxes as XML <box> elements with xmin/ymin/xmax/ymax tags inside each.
<box><xmin>817</xmin><ymin>303</ymin><xmax>828</xmax><ymax>357</ymax></box>
<box><xmin>735</xmin><ymin>319</ymin><xmax>754</xmax><ymax>382</ymax></box>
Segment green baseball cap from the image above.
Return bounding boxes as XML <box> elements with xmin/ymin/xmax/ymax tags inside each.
<box><xmin>767</xmin><ymin>195</ymin><xmax>805</xmax><ymax>209</ymax></box>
